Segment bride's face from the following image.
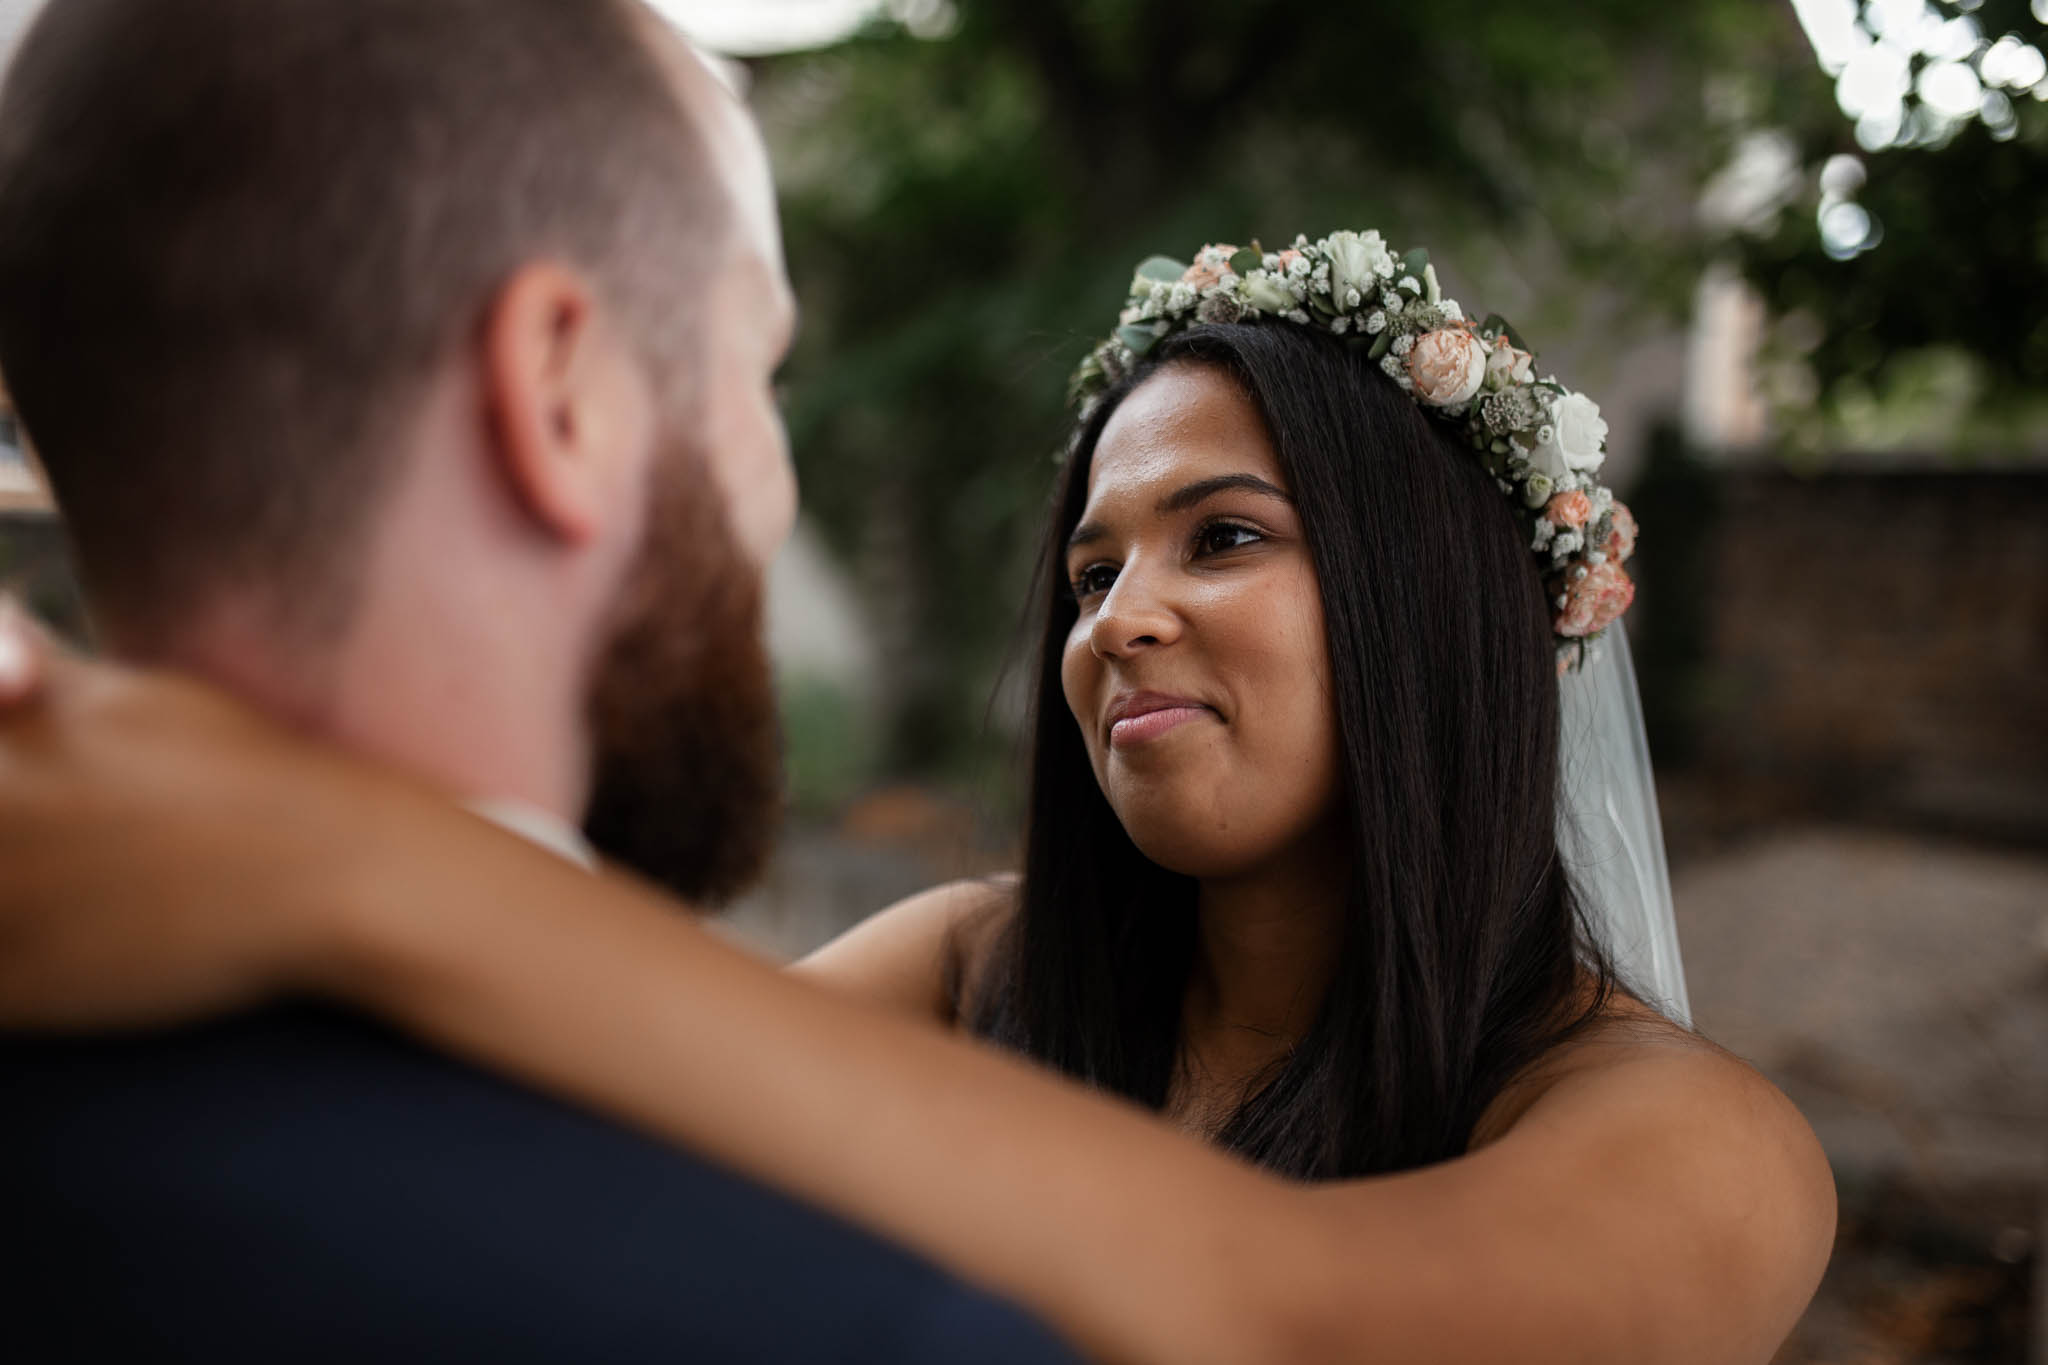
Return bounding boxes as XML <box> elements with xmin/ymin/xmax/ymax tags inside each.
<box><xmin>1060</xmin><ymin>364</ymin><xmax>1340</xmax><ymax>879</ymax></box>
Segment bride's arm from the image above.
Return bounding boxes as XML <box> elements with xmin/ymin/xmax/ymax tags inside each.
<box><xmin>0</xmin><ymin>638</ymin><xmax>1834</xmax><ymax>1365</ymax></box>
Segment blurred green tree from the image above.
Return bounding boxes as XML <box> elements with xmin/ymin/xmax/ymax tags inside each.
<box><xmin>1719</xmin><ymin>0</ymin><xmax>2048</xmax><ymax>454</ymax></box>
<box><xmin>747</xmin><ymin>1</ymin><xmax>1798</xmax><ymax>777</ymax></box>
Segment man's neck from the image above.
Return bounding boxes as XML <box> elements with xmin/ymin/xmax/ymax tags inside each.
<box><xmin>137</xmin><ymin>596</ymin><xmax>592</xmax><ymax>825</ymax></box>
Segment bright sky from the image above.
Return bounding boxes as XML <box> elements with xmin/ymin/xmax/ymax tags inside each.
<box><xmin>0</xmin><ymin>1</ymin><xmax>885</xmax><ymax>62</ymax></box>
<box><xmin>648</xmin><ymin>0</ymin><xmax>881</xmax><ymax>55</ymax></box>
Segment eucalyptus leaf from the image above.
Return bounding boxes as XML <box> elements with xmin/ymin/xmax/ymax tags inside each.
<box><xmin>1369</xmin><ymin>331</ymin><xmax>1392</xmax><ymax>361</ymax></box>
<box><xmin>1135</xmin><ymin>256</ymin><xmax>1185</xmax><ymax>285</ymax></box>
<box><xmin>1229</xmin><ymin>248</ymin><xmax>1263</xmax><ymax>277</ymax></box>
<box><xmin>1116</xmin><ymin>323</ymin><xmax>1162</xmax><ymax>356</ymax></box>
<box><xmin>1400</xmin><ymin>247</ymin><xmax>1430</xmax><ymax>278</ymax></box>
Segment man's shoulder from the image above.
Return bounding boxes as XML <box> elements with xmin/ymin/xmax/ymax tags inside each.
<box><xmin>0</xmin><ymin>1005</ymin><xmax>1077</xmax><ymax>1364</ymax></box>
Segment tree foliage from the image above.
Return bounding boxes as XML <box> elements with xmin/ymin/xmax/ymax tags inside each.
<box><xmin>1722</xmin><ymin>0</ymin><xmax>2048</xmax><ymax>450</ymax></box>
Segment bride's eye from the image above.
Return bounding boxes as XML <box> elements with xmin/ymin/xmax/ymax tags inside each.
<box><xmin>1193</xmin><ymin>521</ymin><xmax>1263</xmax><ymax>557</ymax></box>
<box><xmin>1069</xmin><ymin>563</ymin><xmax>1118</xmax><ymax>601</ymax></box>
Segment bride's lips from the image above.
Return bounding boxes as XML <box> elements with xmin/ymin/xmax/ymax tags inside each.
<box><xmin>1105</xmin><ymin>690</ymin><xmax>1217</xmax><ymax>750</ymax></box>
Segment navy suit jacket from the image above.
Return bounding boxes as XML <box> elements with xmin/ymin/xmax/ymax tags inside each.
<box><xmin>0</xmin><ymin>1004</ymin><xmax>1080</xmax><ymax>1363</ymax></box>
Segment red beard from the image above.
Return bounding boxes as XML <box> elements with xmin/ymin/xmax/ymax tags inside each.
<box><xmin>581</xmin><ymin>444</ymin><xmax>782</xmax><ymax>906</ymax></box>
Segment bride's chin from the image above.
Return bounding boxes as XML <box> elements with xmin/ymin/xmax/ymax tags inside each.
<box><xmin>1110</xmin><ymin>803</ymin><xmax>1271</xmax><ymax>882</ymax></box>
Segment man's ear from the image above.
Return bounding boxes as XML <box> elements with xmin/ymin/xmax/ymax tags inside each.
<box><xmin>478</xmin><ymin>262</ymin><xmax>640</xmax><ymax>546</ymax></box>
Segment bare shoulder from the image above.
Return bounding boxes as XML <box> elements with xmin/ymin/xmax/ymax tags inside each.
<box><xmin>1481</xmin><ymin>995</ymin><xmax>1832</xmax><ymax>1198</ymax></box>
<box><xmin>789</xmin><ymin>875</ymin><xmax>1018</xmax><ymax>1025</ymax></box>
<box><xmin>1469</xmin><ymin>994</ymin><xmax>1727</xmax><ymax>1145</ymax></box>
<box><xmin>1310</xmin><ymin>1008</ymin><xmax>1837</xmax><ymax>1361</ymax></box>
<box><xmin>1462</xmin><ymin>996</ymin><xmax>1838</xmax><ymax>1352</ymax></box>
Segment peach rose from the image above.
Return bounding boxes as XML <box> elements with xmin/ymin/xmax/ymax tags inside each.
<box><xmin>1553</xmin><ymin>560</ymin><xmax>1635</xmax><ymax>639</ymax></box>
<box><xmin>1604</xmin><ymin>502</ymin><xmax>1638</xmax><ymax>562</ymax></box>
<box><xmin>1182</xmin><ymin>245</ymin><xmax>1238</xmax><ymax>290</ymax></box>
<box><xmin>1544</xmin><ymin>490</ymin><xmax>1593</xmax><ymax>529</ymax></box>
<box><xmin>1274</xmin><ymin>248</ymin><xmax>1304</xmax><ymax>274</ymax></box>
<box><xmin>1406</xmin><ymin>326</ymin><xmax>1487</xmax><ymax>407</ymax></box>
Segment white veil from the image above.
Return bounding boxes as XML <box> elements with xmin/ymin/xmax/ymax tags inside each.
<box><xmin>1556</xmin><ymin>629</ymin><xmax>1691</xmax><ymax>1026</ymax></box>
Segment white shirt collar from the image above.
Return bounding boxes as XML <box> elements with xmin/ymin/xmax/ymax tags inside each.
<box><xmin>463</xmin><ymin>797</ymin><xmax>598</xmax><ymax>872</ymax></box>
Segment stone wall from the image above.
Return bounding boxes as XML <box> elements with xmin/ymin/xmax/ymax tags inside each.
<box><xmin>1637</xmin><ymin>462</ymin><xmax>2048</xmax><ymax>845</ymax></box>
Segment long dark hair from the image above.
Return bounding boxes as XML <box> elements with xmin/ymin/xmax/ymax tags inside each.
<box><xmin>967</xmin><ymin>323</ymin><xmax>1618</xmax><ymax>1181</ymax></box>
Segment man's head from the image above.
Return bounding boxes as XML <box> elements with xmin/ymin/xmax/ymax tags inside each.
<box><xmin>0</xmin><ymin>0</ymin><xmax>798</xmax><ymax>900</ymax></box>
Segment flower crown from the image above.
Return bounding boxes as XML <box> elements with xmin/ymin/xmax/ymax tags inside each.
<box><xmin>1068</xmin><ymin>231</ymin><xmax>1636</xmax><ymax>672</ymax></box>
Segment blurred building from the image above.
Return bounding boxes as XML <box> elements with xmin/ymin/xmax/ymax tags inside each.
<box><xmin>1666</xmin><ymin>238</ymin><xmax>2047</xmax><ymax>1365</ymax></box>
<box><xmin>1667</xmin><ymin>270</ymin><xmax>2048</xmax><ymax>848</ymax></box>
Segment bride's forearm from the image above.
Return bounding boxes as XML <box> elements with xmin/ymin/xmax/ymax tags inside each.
<box><xmin>315</xmin><ymin>812</ymin><xmax>1331</xmax><ymax>1365</ymax></box>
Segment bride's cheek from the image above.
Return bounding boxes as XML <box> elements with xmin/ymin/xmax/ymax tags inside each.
<box><xmin>1059</xmin><ymin>629</ymin><xmax>1095</xmax><ymax>726</ymax></box>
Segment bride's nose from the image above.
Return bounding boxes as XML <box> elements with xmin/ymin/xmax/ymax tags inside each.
<box><xmin>1089</xmin><ymin>562</ymin><xmax>1182</xmax><ymax>659</ymax></box>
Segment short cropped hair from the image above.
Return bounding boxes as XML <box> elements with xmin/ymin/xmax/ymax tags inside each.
<box><xmin>0</xmin><ymin>0</ymin><xmax>723</xmax><ymax>642</ymax></box>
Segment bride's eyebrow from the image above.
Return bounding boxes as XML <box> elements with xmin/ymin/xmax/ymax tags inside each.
<box><xmin>1067</xmin><ymin>473</ymin><xmax>1292</xmax><ymax>552</ymax></box>
<box><xmin>1157</xmin><ymin>473</ymin><xmax>1292</xmax><ymax>514</ymax></box>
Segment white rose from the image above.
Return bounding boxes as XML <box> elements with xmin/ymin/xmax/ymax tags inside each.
<box><xmin>1244</xmin><ymin>273</ymin><xmax>1295</xmax><ymax>313</ymax></box>
<box><xmin>1534</xmin><ymin>392</ymin><xmax>1608</xmax><ymax>475</ymax></box>
<box><xmin>1324</xmin><ymin>230</ymin><xmax>1394</xmax><ymax>308</ymax></box>
<box><xmin>1405</xmin><ymin>327</ymin><xmax>1487</xmax><ymax>407</ymax></box>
